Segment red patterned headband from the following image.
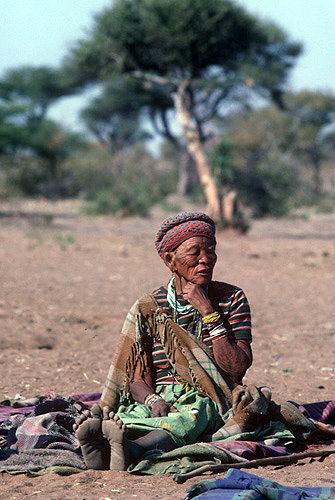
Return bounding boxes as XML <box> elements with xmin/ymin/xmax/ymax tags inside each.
<box><xmin>155</xmin><ymin>211</ymin><xmax>216</xmax><ymax>257</ymax></box>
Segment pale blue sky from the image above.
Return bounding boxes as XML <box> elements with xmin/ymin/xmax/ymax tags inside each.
<box><xmin>1</xmin><ymin>0</ymin><xmax>334</xmax><ymax>130</ymax></box>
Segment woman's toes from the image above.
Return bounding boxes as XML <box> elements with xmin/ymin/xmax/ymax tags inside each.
<box><xmin>103</xmin><ymin>407</ymin><xmax>111</xmax><ymax>419</ymax></box>
<box><xmin>91</xmin><ymin>404</ymin><xmax>102</xmax><ymax>419</ymax></box>
<box><xmin>73</xmin><ymin>409</ymin><xmax>93</xmax><ymax>431</ymax></box>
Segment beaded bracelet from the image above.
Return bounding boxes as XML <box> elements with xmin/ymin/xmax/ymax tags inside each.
<box><xmin>202</xmin><ymin>311</ymin><xmax>221</xmax><ymax>323</ymax></box>
<box><xmin>144</xmin><ymin>393</ymin><xmax>164</xmax><ymax>407</ymax></box>
<box><xmin>208</xmin><ymin>323</ymin><xmax>227</xmax><ymax>338</ymax></box>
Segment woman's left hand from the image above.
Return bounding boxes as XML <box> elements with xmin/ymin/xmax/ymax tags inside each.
<box><xmin>182</xmin><ymin>283</ymin><xmax>214</xmax><ymax>317</ymax></box>
<box><xmin>150</xmin><ymin>400</ymin><xmax>177</xmax><ymax>417</ymax></box>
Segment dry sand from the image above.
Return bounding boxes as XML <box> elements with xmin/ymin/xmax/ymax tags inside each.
<box><xmin>0</xmin><ymin>199</ymin><xmax>334</xmax><ymax>499</ymax></box>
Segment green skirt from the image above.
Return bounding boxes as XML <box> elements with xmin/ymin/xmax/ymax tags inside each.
<box><xmin>117</xmin><ymin>384</ymin><xmax>223</xmax><ymax>448</ymax></box>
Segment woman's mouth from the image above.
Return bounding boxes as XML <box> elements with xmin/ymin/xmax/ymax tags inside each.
<box><xmin>197</xmin><ymin>268</ymin><xmax>211</xmax><ymax>276</ymax></box>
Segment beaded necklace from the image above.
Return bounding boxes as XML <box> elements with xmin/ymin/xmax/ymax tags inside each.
<box><xmin>167</xmin><ymin>277</ymin><xmax>204</xmax><ymax>340</ymax></box>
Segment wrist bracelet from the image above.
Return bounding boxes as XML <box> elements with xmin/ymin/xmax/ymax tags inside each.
<box><xmin>202</xmin><ymin>311</ymin><xmax>221</xmax><ymax>323</ymax></box>
<box><xmin>208</xmin><ymin>324</ymin><xmax>227</xmax><ymax>338</ymax></box>
<box><xmin>144</xmin><ymin>393</ymin><xmax>164</xmax><ymax>407</ymax></box>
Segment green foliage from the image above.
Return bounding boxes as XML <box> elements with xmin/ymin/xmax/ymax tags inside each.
<box><xmin>209</xmin><ymin>139</ymin><xmax>298</xmax><ymax>218</ymax></box>
<box><xmin>65</xmin><ymin>0</ymin><xmax>302</xmax><ymax>154</ymax></box>
<box><xmin>68</xmin><ymin>0</ymin><xmax>300</xmax><ymax>82</ymax></box>
<box><xmin>234</xmin><ymin>152</ymin><xmax>298</xmax><ymax>217</ymax></box>
<box><xmin>63</xmin><ymin>0</ymin><xmax>303</xmax><ymax>211</ymax></box>
<box><xmin>0</xmin><ymin>155</ymin><xmax>47</xmax><ymax>196</ymax></box>
<box><xmin>80</xmin><ymin>144</ymin><xmax>177</xmax><ymax>216</ymax></box>
<box><xmin>284</xmin><ymin>91</ymin><xmax>335</xmax><ymax>196</ymax></box>
<box><xmin>210</xmin><ymin>90</ymin><xmax>335</xmax><ymax>217</ymax></box>
<box><xmin>208</xmin><ymin>139</ymin><xmax>236</xmax><ymax>186</ymax></box>
<box><xmin>0</xmin><ymin>65</ymin><xmax>85</xmax><ymax>196</ymax></box>
<box><xmin>81</xmin><ymin>75</ymin><xmax>152</xmax><ymax>152</ymax></box>
<box><xmin>62</xmin><ymin>145</ymin><xmax>114</xmax><ymax>196</ymax></box>
<box><xmin>0</xmin><ymin>66</ymin><xmax>79</xmax><ymax>120</ymax></box>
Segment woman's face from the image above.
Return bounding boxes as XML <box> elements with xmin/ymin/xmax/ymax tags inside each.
<box><xmin>166</xmin><ymin>236</ymin><xmax>217</xmax><ymax>286</ymax></box>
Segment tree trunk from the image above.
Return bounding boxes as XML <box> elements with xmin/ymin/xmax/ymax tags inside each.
<box><xmin>311</xmin><ymin>152</ymin><xmax>322</xmax><ymax>198</ymax></box>
<box><xmin>222</xmin><ymin>189</ymin><xmax>237</xmax><ymax>223</ymax></box>
<box><xmin>177</xmin><ymin>151</ymin><xmax>199</xmax><ymax>196</ymax></box>
<box><xmin>173</xmin><ymin>80</ymin><xmax>222</xmax><ymax>222</ymax></box>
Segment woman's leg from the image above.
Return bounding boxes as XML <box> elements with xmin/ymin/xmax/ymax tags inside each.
<box><xmin>74</xmin><ymin>406</ymin><xmax>176</xmax><ymax>471</ymax></box>
<box><xmin>101</xmin><ymin>410</ymin><xmax>176</xmax><ymax>470</ymax></box>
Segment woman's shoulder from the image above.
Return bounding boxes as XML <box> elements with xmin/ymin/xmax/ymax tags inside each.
<box><xmin>151</xmin><ymin>285</ymin><xmax>169</xmax><ymax>307</ymax></box>
<box><xmin>209</xmin><ymin>280</ymin><xmax>245</xmax><ymax>299</ymax></box>
<box><xmin>151</xmin><ymin>285</ymin><xmax>168</xmax><ymax>296</ymax></box>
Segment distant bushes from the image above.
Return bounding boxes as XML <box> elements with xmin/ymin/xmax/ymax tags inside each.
<box><xmin>0</xmin><ymin>143</ymin><xmax>178</xmax><ymax>216</ymax></box>
<box><xmin>208</xmin><ymin>137</ymin><xmax>325</xmax><ymax>218</ymax></box>
<box><xmin>1</xmin><ymin>126</ymin><xmax>332</xmax><ymax>219</ymax></box>
<box><xmin>0</xmin><ymin>142</ymin><xmax>177</xmax><ymax>216</ymax></box>
<box><xmin>233</xmin><ymin>152</ymin><xmax>299</xmax><ymax>217</ymax></box>
<box><xmin>0</xmin><ymin>155</ymin><xmax>47</xmax><ymax>197</ymax></box>
<box><xmin>80</xmin><ymin>144</ymin><xmax>177</xmax><ymax>216</ymax></box>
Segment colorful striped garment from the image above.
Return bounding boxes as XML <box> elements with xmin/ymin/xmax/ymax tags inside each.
<box><xmin>151</xmin><ymin>281</ymin><xmax>252</xmax><ymax>384</ymax></box>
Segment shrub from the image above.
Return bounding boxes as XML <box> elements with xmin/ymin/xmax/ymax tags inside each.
<box><xmin>81</xmin><ymin>144</ymin><xmax>177</xmax><ymax>216</ymax></box>
<box><xmin>234</xmin><ymin>153</ymin><xmax>298</xmax><ymax>217</ymax></box>
<box><xmin>0</xmin><ymin>155</ymin><xmax>47</xmax><ymax>196</ymax></box>
<box><xmin>209</xmin><ymin>140</ymin><xmax>298</xmax><ymax>218</ymax></box>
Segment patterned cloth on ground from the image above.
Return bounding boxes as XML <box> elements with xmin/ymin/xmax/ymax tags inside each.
<box><xmin>185</xmin><ymin>469</ymin><xmax>335</xmax><ymax>499</ymax></box>
<box><xmin>0</xmin><ymin>394</ymin><xmax>333</xmax><ymax>476</ymax></box>
<box><xmin>0</xmin><ymin>395</ymin><xmax>86</xmax><ymax>472</ymax></box>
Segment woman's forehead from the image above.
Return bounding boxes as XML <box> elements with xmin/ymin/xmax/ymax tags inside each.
<box><xmin>176</xmin><ymin>236</ymin><xmax>216</xmax><ymax>251</ymax></box>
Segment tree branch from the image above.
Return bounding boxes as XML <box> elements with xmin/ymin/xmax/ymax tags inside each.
<box><xmin>130</xmin><ymin>71</ymin><xmax>179</xmax><ymax>88</ymax></box>
<box><xmin>160</xmin><ymin>109</ymin><xmax>180</xmax><ymax>148</ymax></box>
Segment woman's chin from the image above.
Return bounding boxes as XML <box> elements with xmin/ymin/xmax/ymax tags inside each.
<box><xmin>194</xmin><ymin>275</ymin><xmax>212</xmax><ymax>286</ymax></box>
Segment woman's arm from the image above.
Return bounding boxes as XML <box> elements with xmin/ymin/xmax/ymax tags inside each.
<box><xmin>182</xmin><ymin>283</ymin><xmax>252</xmax><ymax>383</ymax></box>
<box><xmin>130</xmin><ymin>351</ymin><xmax>176</xmax><ymax>417</ymax></box>
<box><xmin>207</xmin><ymin>288</ymin><xmax>252</xmax><ymax>382</ymax></box>
<box><xmin>212</xmin><ymin>336</ymin><xmax>252</xmax><ymax>383</ymax></box>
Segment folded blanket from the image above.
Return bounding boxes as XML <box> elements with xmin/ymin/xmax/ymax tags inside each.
<box><xmin>0</xmin><ymin>395</ymin><xmax>86</xmax><ymax>473</ymax></box>
<box><xmin>185</xmin><ymin>469</ymin><xmax>335</xmax><ymax>499</ymax></box>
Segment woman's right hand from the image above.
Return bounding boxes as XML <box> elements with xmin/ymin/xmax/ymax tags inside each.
<box><xmin>150</xmin><ymin>399</ymin><xmax>177</xmax><ymax>417</ymax></box>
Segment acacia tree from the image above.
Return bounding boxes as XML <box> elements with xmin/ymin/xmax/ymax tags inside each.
<box><xmin>217</xmin><ymin>91</ymin><xmax>335</xmax><ymax>196</ymax></box>
<box><xmin>0</xmin><ymin>66</ymin><xmax>83</xmax><ymax>184</ymax></box>
<box><xmin>0</xmin><ymin>66</ymin><xmax>78</xmax><ymax>122</ymax></box>
<box><xmin>65</xmin><ymin>0</ymin><xmax>301</xmax><ymax>223</ymax></box>
<box><xmin>210</xmin><ymin>90</ymin><xmax>334</xmax><ymax>214</ymax></box>
<box><xmin>285</xmin><ymin>91</ymin><xmax>335</xmax><ymax>196</ymax></box>
<box><xmin>80</xmin><ymin>75</ymin><xmax>155</xmax><ymax>154</ymax></box>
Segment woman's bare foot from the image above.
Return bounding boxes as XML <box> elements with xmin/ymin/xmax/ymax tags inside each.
<box><xmin>74</xmin><ymin>404</ymin><xmax>110</xmax><ymax>470</ymax></box>
<box><xmin>101</xmin><ymin>409</ymin><xmax>136</xmax><ymax>471</ymax></box>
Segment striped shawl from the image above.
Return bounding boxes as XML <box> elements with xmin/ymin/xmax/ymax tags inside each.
<box><xmin>100</xmin><ymin>294</ymin><xmax>236</xmax><ymax>417</ymax></box>
<box><xmin>100</xmin><ymin>294</ymin><xmax>317</xmax><ymax>442</ymax></box>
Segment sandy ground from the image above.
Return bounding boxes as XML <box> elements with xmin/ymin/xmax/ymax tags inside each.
<box><xmin>0</xmin><ymin>198</ymin><xmax>334</xmax><ymax>499</ymax></box>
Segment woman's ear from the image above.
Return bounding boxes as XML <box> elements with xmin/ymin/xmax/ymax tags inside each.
<box><xmin>162</xmin><ymin>251</ymin><xmax>175</xmax><ymax>271</ymax></box>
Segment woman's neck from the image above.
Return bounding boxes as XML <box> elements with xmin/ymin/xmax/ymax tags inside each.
<box><xmin>173</xmin><ymin>275</ymin><xmax>209</xmax><ymax>295</ymax></box>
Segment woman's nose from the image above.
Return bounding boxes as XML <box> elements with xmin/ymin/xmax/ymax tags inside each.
<box><xmin>199</xmin><ymin>250</ymin><xmax>210</xmax><ymax>263</ymax></box>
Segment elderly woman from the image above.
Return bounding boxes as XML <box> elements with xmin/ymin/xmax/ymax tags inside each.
<box><xmin>74</xmin><ymin>212</ymin><xmax>253</xmax><ymax>470</ymax></box>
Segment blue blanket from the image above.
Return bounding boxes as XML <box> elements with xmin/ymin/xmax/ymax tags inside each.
<box><xmin>186</xmin><ymin>469</ymin><xmax>335</xmax><ymax>500</ymax></box>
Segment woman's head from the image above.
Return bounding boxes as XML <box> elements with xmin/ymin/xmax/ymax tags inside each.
<box><xmin>155</xmin><ymin>212</ymin><xmax>217</xmax><ymax>287</ymax></box>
